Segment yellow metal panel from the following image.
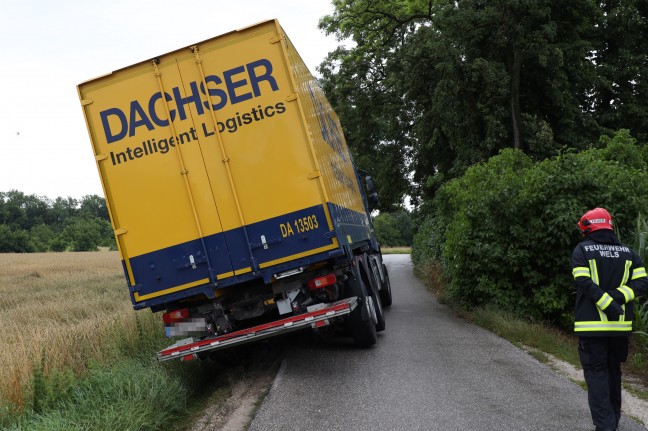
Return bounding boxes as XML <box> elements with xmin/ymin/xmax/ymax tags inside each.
<box><xmin>179</xmin><ymin>21</ymin><xmax>325</xmax><ymax>230</ymax></box>
<box><xmin>280</xmin><ymin>27</ymin><xmax>366</xmax><ymax>215</ymax></box>
<box><xmin>79</xmin><ymin>55</ymin><xmax>225</xmax><ymax>259</ymax></box>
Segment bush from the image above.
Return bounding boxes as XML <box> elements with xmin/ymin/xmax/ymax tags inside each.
<box><xmin>411</xmin><ymin>215</ymin><xmax>445</xmax><ymax>266</ymax></box>
<box><xmin>0</xmin><ymin>225</ymin><xmax>34</xmax><ymax>253</ymax></box>
<box><xmin>413</xmin><ymin>130</ymin><xmax>648</xmax><ymax>328</ymax></box>
<box><xmin>29</xmin><ymin>225</ymin><xmax>55</xmax><ymax>252</ymax></box>
<box><xmin>60</xmin><ymin>218</ymin><xmax>110</xmax><ymax>252</ymax></box>
<box><xmin>373</xmin><ymin>210</ymin><xmax>414</xmax><ymax>247</ymax></box>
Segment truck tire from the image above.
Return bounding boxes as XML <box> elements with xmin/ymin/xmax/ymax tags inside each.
<box><xmin>372</xmin><ymin>288</ymin><xmax>386</xmax><ymax>333</ymax></box>
<box><xmin>379</xmin><ymin>263</ymin><xmax>393</xmax><ymax>307</ymax></box>
<box><xmin>349</xmin><ymin>279</ymin><xmax>377</xmax><ymax>348</ymax></box>
<box><xmin>367</xmin><ymin>267</ymin><xmax>386</xmax><ymax>333</ymax></box>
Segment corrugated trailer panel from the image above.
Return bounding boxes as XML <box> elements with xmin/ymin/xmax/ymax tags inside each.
<box><xmin>190</xmin><ymin>22</ymin><xmax>338</xmax><ymax>274</ymax></box>
<box><xmin>79</xmin><ymin>45</ymin><xmax>235</xmax><ymax>302</ymax></box>
<box><xmin>78</xmin><ymin>20</ymin><xmax>369</xmax><ymax>310</ymax></box>
<box><xmin>280</xmin><ymin>29</ymin><xmax>372</xmax><ymax>248</ymax></box>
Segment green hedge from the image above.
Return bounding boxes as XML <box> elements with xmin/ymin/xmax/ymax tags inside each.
<box><xmin>373</xmin><ymin>210</ymin><xmax>414</xmax><ymax>247</ymax></box>
<box><xmin>413</xmin><ymin>130</ymin><xmax>648</xmax><ymax>328</ymax></box>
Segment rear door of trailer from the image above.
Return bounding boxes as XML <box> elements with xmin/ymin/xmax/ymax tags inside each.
<box><xmin>78</xmin><ymin>20</ymin><xmax>340</xmax><ymax>307</ymax></box>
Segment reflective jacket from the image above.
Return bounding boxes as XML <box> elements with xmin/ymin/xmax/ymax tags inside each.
<box><xmin>571</xmin><ymin>230</ymin><xmax>648</xmax><ymax>336</ymax></box>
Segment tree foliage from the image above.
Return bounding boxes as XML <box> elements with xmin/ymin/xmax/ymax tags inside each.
<box><xmin>0</xmin><ymin>191</ymin><xmax>114</xmax><ymax>253</ymax></box>
<box><xmin>373</xmin><ymin>210</ymin><xmax>414</xmax><ymax>246</ymax></box>
<box><xmin>319</xmin><ymin>0</ymin><xmax>648</xmax><ymax>206</ymax></box>
<box><xmin>412</xmin><ymin>130</ymin><xmax>648</xmax><ymax>327</ymax></box>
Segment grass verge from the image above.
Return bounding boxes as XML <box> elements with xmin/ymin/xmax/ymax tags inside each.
<box><xmin>382</xmin><ymin>247</ymin><xmax>411</xmax><ymax>254</ymax></box>
<box><xmin>7</xmin><ymin>358</ymin><xmax>188</xmax><ymax>431</ymax></box>
<box><xmin>466</xmin><ymin>307</ymin><xmax>580</xmax><ymax>367</ymax></box>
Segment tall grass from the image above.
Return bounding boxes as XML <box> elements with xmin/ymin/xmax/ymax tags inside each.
<box><xmin>7</xmin><ymin>358</ymin><xmax>192</xmax><ymax>431</ymax></box>
<box><xmin>0</xmin><ymin>252</ymin><xmax>133</xmax><ymax>406</ymax></box>
<box><xmin>628</xmin><ymin>215</ymin><xmax>648</xmax><ymax>358</ymax></box>
<box><xmin>0</xmin><ymin>252</ymin><xmax>196</xmax><ymax>428</ymax></box>
<box><xmin>0</xmin><ymin>251</ymin><xmax>282</xmax><ymax>430</ymax></box>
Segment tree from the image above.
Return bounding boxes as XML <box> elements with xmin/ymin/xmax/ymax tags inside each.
<box><xmin>61</xmin><ymin>218</ymin><xmax>103</xmax><ymax>252</ymax></box>
<box><xmin>319</xmin><ymin>0</ymin><xmax>648</xmax><ymax>205</ymax></box>
<box><xmin>373</xmin><ymin>213</ymin><xmax>402</xmax><ymax>246</ymax></box>
<box><xmin>0</xmin><ymin>225</ymin><xmax>33</xmax><ymax>253</ymax></box>
<box><xmin>319</xmin><ymin>48</ymin><xmax>412</xmax><ymax>210</ymax></box>
<box><xmin>0</xmin><ymin>191</ymin><xmax>115</xmax><ymax>253</ymax></box>
<box><xmin>589</xmin><ymin>1</ymin><xmax>648</xmax><ymax>142</ymax></box>
<box><xmin>49</xmin><ymin>197</ymin><xmax>78</xmax><ymax>229</ymax></box>
<box><xmin>30</xmin><ymin>224</ymin><xmax>55</xmax><ymax>252</ymax></box>
<box><xmin>49</xmin><ymin>235</ymin><xmax>69</xmax><ymax>252</ymax></box>
<box><xmin>0</xmin><ymin>191</ymin><xmax>28</xmax><ymax>228</ymax></box>
<box><xmin>373</xmin><ymin>210</ymin><xmax>414</xmax><ymax>246</ymax></box>
<box><xmin>79</xmin><ymin>195</ymin><xmax>109</xmax><ymax>221</ymax></box>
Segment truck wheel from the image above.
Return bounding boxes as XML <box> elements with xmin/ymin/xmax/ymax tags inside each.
<box><xmin>368</xmin><ymin>269</ymin><xmax>386</xmax><ymax>333</ymax></box>
<box><xmin>379</xmin><ymin>263</ymin><xmax>393</xmax><ymax>307</ymax></box>
<box><xmin>349</xmin><ymin>280</ymin><xmax>377</xmax><ymax>348</ymax></box>
<box><xmin>372</xmin><ymin>289</ymin><xmax>386</xmax><ymax>332</ymax></box>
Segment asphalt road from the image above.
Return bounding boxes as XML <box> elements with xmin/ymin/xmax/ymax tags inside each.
<box><xmin>248</xmin><ymin>254</ymin><xmax>646</xmax><ymax>431</ymax></box>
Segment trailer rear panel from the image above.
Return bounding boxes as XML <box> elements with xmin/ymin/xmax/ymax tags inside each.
<box><xmin>78</xmin><ymin>20</ymin><xmax>371</xmax><ymax>310</ymax></box>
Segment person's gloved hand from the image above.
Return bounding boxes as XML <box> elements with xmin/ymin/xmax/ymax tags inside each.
<box><xmin>608</xmin><ymin>289</ymin><xmax>626</xmax><ymax>304</ymax></box>
<box><xmin>604</xmin><ymin>301</ymin><xmax>624</xmax><ymax>320</ymax></box>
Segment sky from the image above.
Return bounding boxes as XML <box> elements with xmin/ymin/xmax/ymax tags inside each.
<box><xmin>0</xmin><ymin>0</ymin><xmax>341</xmax><ymax>200</ymax></box>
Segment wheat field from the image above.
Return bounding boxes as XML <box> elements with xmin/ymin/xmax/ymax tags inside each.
<box><xmin>0</xmin><ymin>251</ymin><xmax>160</xmax><ymax>408</ymax></box>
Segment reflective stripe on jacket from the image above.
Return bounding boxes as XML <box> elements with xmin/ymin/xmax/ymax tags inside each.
<box><xmin>570</xmin><ymin>233</ymin><xmax>648</xmax><ymax>337</ymax></box>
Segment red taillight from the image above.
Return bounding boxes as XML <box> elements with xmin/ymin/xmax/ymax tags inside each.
<box><xmin>307</xmin><ymin>273</ymin><xmax>337</xmax><ymax>290</ymax></box>
<box><xmin>163</xmin><ymin>308</ymin><xmax>189</xmax><ymax>324</ymax></box>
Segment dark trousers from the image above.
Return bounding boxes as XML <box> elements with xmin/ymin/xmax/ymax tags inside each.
<box><xmin>578</xmin><ymin>336</ymin><xmax>629</xmax><ymax>430</ymax></box>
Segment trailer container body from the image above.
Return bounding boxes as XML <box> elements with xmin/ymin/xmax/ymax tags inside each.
<box><xmin>78</xmin><ymin>19</ymin><xmax>391</xmax><ymax>359</ymax></box>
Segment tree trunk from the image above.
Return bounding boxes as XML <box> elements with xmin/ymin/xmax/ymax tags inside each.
<box><xmin>509</xmin><ymin>45</ymin><xmax>523</xmax><ymax>150</ymax></box>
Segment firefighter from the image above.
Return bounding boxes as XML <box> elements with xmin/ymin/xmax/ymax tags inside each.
<box><xmin>571</xmin><ymin>208</ymin><xmax>648</xmax><ymax>431</ymax></box>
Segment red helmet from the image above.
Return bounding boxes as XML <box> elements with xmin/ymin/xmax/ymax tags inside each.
<box><xmin>579</xmin><ymin>208</ymin><xmax>613</xmax><ymax>236</ymax></box>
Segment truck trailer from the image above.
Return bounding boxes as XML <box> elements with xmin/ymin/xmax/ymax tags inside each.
<box><xmin>77</xmin><ymin>19</ymin><xmax>391</xmax><ymax>361</ymax></box>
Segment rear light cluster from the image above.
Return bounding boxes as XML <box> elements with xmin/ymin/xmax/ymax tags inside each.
<box><xmin>307</xmin><ymin>273</ymin><xmax>336</xmax><ymax>290</ymax></box>
<box><xmin>163</xmin><ymin>308</ymin><xmax>189</xmax><ymax>323</ymax></box>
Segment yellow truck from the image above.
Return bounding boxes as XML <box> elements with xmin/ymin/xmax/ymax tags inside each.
<box><xmin>78</xmin><ymin>19</ymin><xmax>391</xmax><ymax>361</ymax></box>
